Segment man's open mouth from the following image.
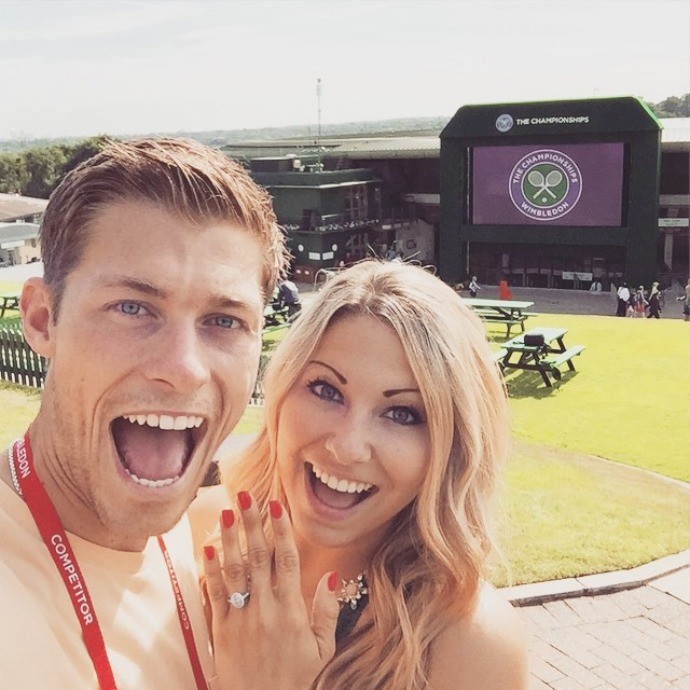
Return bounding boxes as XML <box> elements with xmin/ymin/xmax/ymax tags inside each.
<box><xmin>307</xmin><ymin>462</ymin><xmax>377</xmax><ymax>510</ymax></box>
<box><xmin>111</xmin><ymin>414</ymin><xmax>204</xmax><ymax>488</ymax></box>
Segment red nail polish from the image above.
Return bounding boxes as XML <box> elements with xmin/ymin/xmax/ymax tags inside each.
<box><xmin>328</xmin><ymin>571</ymin><xmax>339</xmax><ymax>592</ymax></box>
<box><xmin>269</xmin><ymin>500</ymin><xmax>282</xmax><ymax>519</ymax></box>
<box><xmin>204</xmin><ymin>545</ymin><xmax>215</xmax><ymax>561</ymax></box>
<box><xmin>237</xmin><ymin>491</ymin><xmax>252</xmax><ymax>511</ymax></box>
<box><xmin>221</xmin><ymin>509</ymin><xmax>234</xmax><ymax>529</ymax></box>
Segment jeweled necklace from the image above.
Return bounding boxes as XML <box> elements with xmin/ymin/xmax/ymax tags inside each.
<box><xmin>337</xmin><ymin>572</ymin><xmax>368</xmax><ymax>611</ymax></box>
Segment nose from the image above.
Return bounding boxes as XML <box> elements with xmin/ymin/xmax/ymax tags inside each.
<box><xmin>324</xmin><ymin>412</ymin><xmax>373</xmax><ymax>466</ymax></box>
<box><xmin>145</xmin><ymin>321</ymin><xmax>211</xmax><ymax>392</ymax></box>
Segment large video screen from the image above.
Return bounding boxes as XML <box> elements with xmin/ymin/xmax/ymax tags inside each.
<box><xmin>471</xmin><ymin>142</ymin><xmax>625</xmax><ymax>226</ymax></box>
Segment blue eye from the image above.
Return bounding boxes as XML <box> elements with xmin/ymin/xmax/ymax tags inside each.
<box><xmin>383</xmin><ymin>406</ymin><xmax>423</xmax><ymax>426</ymax></box>
<box><xmin>212</xmin><ymin>315</ymin><xmax>239</xmax><ymax>329</ymax></box>
<box><xmin>119</xmin><ymin>302</ymin><xmax>142</xmax><ymax>316</ymax></box>
<box><xmin>307</xmin><ymin>379</ymin><xmax>343</xmax><ymax>404</ymax></box>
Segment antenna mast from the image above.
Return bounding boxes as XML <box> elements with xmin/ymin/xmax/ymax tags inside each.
<box><xmin>316</xmin><ymin>77</ymin><xmax>322</xmax><ymax>170</ymax></box>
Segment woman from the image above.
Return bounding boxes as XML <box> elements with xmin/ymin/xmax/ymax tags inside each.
<box><xmin>196</xmin><ymin>260</ymin><xmax>528</xmax><ymax>689</ymax></box>
<box><xmin>647</xmin><ymin>281</ymin><xmax>662</xmax><ymax>319</ymax></box>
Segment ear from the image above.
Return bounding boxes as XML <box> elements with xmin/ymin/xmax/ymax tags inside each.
<box><xmin>20</xmin><ymin>277</ymin><xmax>56</xmax><ymax>358</ymax></box>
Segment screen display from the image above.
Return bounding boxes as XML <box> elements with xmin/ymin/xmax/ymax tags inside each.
<box><xmin>471</xmin><ymin>142</ymin><xmax>625</xmax><ymax>226</ymax></box>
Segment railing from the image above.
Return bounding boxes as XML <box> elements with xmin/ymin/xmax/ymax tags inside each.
<box><xmin>0</xmin><ymin>323</ymin><xmax>47</xmax><ymax>389</ymax></box>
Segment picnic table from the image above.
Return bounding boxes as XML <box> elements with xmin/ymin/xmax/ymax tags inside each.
<box><xmin>462</xmin><ymin>297</ymin><xmax>536</xmax><ymax>337</ymax></box>
<box><xmin>0</xmin><ymin>293</ymin><xmax>20</xmax><ymax>318</ymax></box>
<box><xmin>495</xmin><ymin>326</ymin><xmax>585</xmax><ymax>387</ymax></box>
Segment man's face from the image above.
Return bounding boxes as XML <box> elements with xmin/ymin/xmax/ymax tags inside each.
<box><xmin>26</xmin><ymin>200</ymin><xmax>265</xmax><ymax>549</ymax></box>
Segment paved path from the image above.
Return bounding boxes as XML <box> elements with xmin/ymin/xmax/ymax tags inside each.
<box><xmin>516</xmin><ymin>563</ymin><xmax>690</xmax><ymax>689</ymax></box>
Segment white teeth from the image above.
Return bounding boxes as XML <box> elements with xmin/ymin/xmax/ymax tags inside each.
<box><xmin>123</xmin><ymin>465</ymin><xmax>180</xmax><ymax>488</ymax></box>
<box><xmin>122</xmin><ymin>413</ymin><xmax>204</xmax><ymax>430</ymax></box>
<box><xmin>311</xmin><ymin>464</ymin><xmax>373</xmax><ymax>494</ymax></box>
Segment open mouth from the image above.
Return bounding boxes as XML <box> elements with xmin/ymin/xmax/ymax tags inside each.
<box><xmin>111</xmin><ymin>414</ymin><xmax>205</xmax><ymax>488</ymax></box>
<box><xmin>306</xmin><ymin>462</ymin><xmax>377</xmax><ymax>510</ymax></box>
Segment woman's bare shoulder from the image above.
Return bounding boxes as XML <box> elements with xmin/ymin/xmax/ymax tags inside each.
<box><xmin>427</xmin><ymin>583</ymin><xmax>530</xmax><ymax>690</ymax></box>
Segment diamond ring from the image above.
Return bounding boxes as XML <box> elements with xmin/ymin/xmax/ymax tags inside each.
<box><xmin>227</xmin><ymin>591</ymin><xmax>250</xmax><ymax>609</ymax></box>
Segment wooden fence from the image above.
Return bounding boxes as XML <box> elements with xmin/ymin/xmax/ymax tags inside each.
<box><xmin>0</xmin><ymin>324</ymin><xmax>47</xmax><ymax>389</ymax></box>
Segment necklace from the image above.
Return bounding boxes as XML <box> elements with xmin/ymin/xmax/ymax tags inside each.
<box><xmin>337</xmin><ymin>572</ymin><xmax>368</xmax><ymax>610</ymax></box>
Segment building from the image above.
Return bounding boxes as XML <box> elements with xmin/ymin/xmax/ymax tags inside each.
<box><xmin>221</xmin><ymin>101</ymin><xmax>689</xmax><ymax>289</ymax></box>
<box><xmin>0</xmin><ymin>222</ymin><xmax>41</xmax><ymax>265</ymax></box>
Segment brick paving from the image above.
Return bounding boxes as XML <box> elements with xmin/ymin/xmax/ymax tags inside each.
<box><xmin>520</xmin><ymin>573</ymin><xmax>690</xmax><ymax>690</ymax></box>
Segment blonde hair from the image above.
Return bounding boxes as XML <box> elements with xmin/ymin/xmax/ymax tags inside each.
<box><xmin>40</xmin><ymin>137</ymin><xmax>288</xmax><ymax>314</ymax></box>
<box><xmin>222</xmin><ymin>260</ymin><xmax>510</xmax><ymax>689</ymax></box>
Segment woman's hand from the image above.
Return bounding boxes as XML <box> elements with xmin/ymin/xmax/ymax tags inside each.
<box><xmin>203</xmin><ymin>491</ymin><xmax>340</xmax><ymax>690</ymax></box>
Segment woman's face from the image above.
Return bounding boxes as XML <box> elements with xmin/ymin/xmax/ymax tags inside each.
<box><xmin>275</xmin><ymin>314</ymin><xmax>431</xmax><ymax>559</ymax></box>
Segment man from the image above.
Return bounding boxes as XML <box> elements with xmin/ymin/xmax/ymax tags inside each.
<box><xmin>0</xmin><ymin>139</ymin><xmax>335</xmax><ymax>689</ymax></box>
<box><xmin>616</xmin><ymin>281</ymin><xmax>630</xmax><ymax>317</ymax></box>
<box><xmin>277</xmin><ymin>278</ymin><xmax>302</xmax><ymax>319</ymax></box>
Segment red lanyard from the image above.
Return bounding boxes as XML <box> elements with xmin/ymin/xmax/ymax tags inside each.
<box><xmin>10</xmin><ymin>435</ymin><xmax>208</xmax><ymax>690</ymax></box>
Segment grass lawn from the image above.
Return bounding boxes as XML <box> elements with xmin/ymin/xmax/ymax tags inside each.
<box><xmin>490</xmin><ymin>313</ymin><xmax>690</xmax><ymax>482</ymax></box>
<box><xmin>1</xmin><ymin>308</ymin><xmax>688</xmax><ymax>585</ymax></box>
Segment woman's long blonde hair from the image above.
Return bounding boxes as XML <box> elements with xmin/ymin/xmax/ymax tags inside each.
<box><xmin>221</xmin><ymin>260</ymin><xmax>510</xmax><ymax>689</ymax></box>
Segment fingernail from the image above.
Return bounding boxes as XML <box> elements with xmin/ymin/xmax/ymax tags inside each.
<box><xmin>221</xmin><ymin>509</ymin><xmax>234</xmax><ymax>529</ymax></box>
<box><xmin>204</xmin><ymin>545</ymin><xmax>215</xmax><ymax>561</ymax></box>
<box><xmin>328</xmin><ymin>571</ymin><xmax>339</xmax><ymax>592</ymax></box>
<box><xmin>269</xmin><ymin>500</ymin><xmax>282</xmax><ymax>519</ymax></box>
<box><xmin>237</xmin><ymin>491</ymin><xmax>252</xmax><ymax>511</ymax></box>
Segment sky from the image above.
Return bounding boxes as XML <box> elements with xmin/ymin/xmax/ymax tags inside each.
<box><xmin>1</xmin><ymin>0</ymin><xmax>689</xmax><ymax>140</ymax></box>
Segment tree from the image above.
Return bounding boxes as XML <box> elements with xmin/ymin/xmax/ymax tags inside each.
<box><xmin>0</xmin><ymin>153</ymin><xmax>28</xmax><ymax>194</ymax></box>
<box><xmin>22</xmin><ymin>146</ymin><xmax>67</xmax><ymax>198</ymax></box>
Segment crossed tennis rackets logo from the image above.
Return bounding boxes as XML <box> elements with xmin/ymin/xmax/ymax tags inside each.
<box><xmin>509</xmin><ymin>149</ymin><xmax>583</xmax><ymax>222</ymax></box>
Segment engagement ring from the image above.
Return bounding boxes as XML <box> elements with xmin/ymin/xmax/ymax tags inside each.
<box><xmin>227</xmin><ymin>591</ymin><xmax>250</xmax><ymax>609</ymax></box>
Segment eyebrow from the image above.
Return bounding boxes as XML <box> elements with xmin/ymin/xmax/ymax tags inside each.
<box><xmin>309</xmin><ymin>360</ymin><xmax>420</xmax><ymax>397</ymax></box>
<box><xmin>98</xmin><ymin>275</ymin><xmax>259</xmax><ymax>311</ymax></box>
<box><xmin>309</xmin><ymin>360</ymin><xmax>347</xmax><ymax>384</ymax></box>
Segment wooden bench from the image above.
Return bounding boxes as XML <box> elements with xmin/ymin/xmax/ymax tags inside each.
<box><xmin>474</xmin><ymin>311</ymin><xmax>528</xmax><ymax>337</ymax></box>
<box><xmin>493</xmin><ymin>348</ymin><xmax>508</xmax><ymax>371</ymax></box>
<box><xmin>541</xmin><ymin>345</ymin><xmax>586</xmax><ymax>380</ymax></box>
<box><xmin>0</xmin><ymin>295</ymin><xmax>19</xmax><ymax>319</ymax></box>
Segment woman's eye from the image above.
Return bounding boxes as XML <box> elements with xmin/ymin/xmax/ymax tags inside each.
<box><xmin>307</xmin><ymin>380</ymin><xmax>343</xmax><ymax>404</ymax></box>
<box><xmin>119</xmin><ymin>302</ymin><xmax>143</xmax><ymax>316</ymax></box>
<box><xmin>383</xmin><ymin>406</ymin><xmax>423</xmax><ymax>426</ymax></box>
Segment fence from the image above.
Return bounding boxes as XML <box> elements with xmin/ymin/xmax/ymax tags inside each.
<box><xmin>0</xmin><ymin>323</ymin><xmax>47</xmax><ymax>389</ymax></box>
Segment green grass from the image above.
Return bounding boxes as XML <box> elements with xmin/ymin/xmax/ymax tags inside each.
<box><xmin>1</xmin><ymin>309</ymin><xmax>688</xmax><ymax>585</ymax></box>
<box><xmin>494</xmin><ymin>441</ymin><xmax>689</xmax><ymax>585</ymax></box>
<box><xmin>492</xmin><ymin>313</ymin><xmax>690</xmax><ymax>482</ymax></box>
<box><xmin>0</xmin><ymin>381</ymin><xmax>41</xmax><ymax>449</ymax></box>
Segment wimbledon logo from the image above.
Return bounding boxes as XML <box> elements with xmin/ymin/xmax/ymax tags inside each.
<box><xmin>509</xmin><ymin>149</ymin><xmax>582</xmax><ymax>222</ymax></box>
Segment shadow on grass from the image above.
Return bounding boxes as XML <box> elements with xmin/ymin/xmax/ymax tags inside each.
<box><xmin>504</xmin><ymin>369</ymin><xmax>580</xmax><ymax>399</ymax></box>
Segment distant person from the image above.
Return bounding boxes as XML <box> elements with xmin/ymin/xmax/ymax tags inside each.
<box><xmin>589</xmin><ymin>279</ymin><xmax>603</xmax><ymax>292</ymax></box>
<box><xmin>616</xmin><ymin>282</ymin><xmax>630</xmax><ymax>317</ymax></box>
<box><xmin>468</xmin><ymin>275</ymin><xmax>481</xmax><ymax>298</ymax></box>
<box><xmin>277</xmin><ymin>278</ymin><xmax>302</xmax><ymax>319</ymax></box>
<box><xmin>385</xmin><ymin>245</ymin><xmax>397</xmax><ymax>261</ymax></box>
<box><xmin>676</xmin><ymin>278</ymin><xmax>690</xmax><ymax>321</ymax></box>
<box><xmin>633</xmin><ymin>286</ymin><xmax>648</xmax><ymax>317</ymax></box>
<box><xmin>647</xmin><ymin>282</ymin><xmax>662</xmax><ymax>319</ymax></box>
